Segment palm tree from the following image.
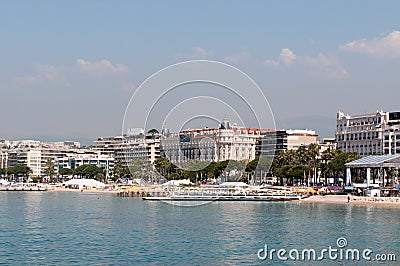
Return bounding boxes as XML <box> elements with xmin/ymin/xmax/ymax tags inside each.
<box><xmin>307</xmin><ymin>143</ymin><xmax>320</xmax><ymax>186</ymax></box>
<box><xmin>147</xmin><ymin>129</ymin><xmax>159</xmax><ymax>134</ymax></box>
<box><xmin>320</xmin><ymin>148</ymin><xmax>335</xmax><ymax>185</ymax></box>
<box><xmin>44</xmin><ymin>158</ymin><xmax>56</xmax><ymax>182</ymax></box>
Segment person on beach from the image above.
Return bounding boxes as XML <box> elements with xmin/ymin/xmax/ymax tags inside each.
<box><xmin>347</xmin><ymin>195</ymin><xmax>350</xmax><ymax>203</ymax></box>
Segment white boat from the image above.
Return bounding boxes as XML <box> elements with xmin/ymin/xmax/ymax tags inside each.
<box><xmin>143</xmin><ymin>188</ymin><xmax>301</xmax><ymax>202</ymax></box>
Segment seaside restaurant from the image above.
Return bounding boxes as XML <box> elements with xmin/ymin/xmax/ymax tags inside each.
<box><xmin>345</xmin><ymin>154</ymin><xmax>400</xmax><ymax>197</ymax></box>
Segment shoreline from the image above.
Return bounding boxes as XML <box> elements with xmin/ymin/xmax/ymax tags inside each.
<box><xmin>5</xmin><ymin>188</ymin><xmax>400</xmax><ymax>207</ymax></box>
<box><xmin>301</xmin><ymin>195</ymin><xmax>400</xmax><ymax>207</ymax></box>
<box><xmin>49</xmin><ymin>187</ymin><xmax>121</xmax><ymax>194</ymax></box>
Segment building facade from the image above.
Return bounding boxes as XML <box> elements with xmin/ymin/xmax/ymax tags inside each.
<box><xmin>256</xmin><ymin>129</ymin><xmax>319</xmax><ymax>158</ymax></box>
<box><xmin>161</xmin><ymin>118</ymin><xmax>272</xmax><ymax>164</ymax></box>
<box><xmin>56</xmin><ymin>152</ymin><xmax>114</xmax><ymax>178</ymax></box>
<box><xmin>1</xmin><ymin>140</ymin><xmax>87</xmax><ymax>177</ymax></box>
<box><xmin>383</xmin><ymin>111</ymin><xmax>400</xmax><ymax>155</ymax></box>
<box><xmin>336</xmin><ymin>111</ymin><xmax>400</xmax><ymax>156</ymax></box>
<box><xmin>0</xmin><ymin>152</ymin><xmax>8</xmax><ymax>169</ymax></box>
<box><xmin>92</xmin><ymin>129</ymin><xmax>161</xmax><ymax>166</ymax></box>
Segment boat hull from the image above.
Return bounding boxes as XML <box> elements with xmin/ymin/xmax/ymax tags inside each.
<box><xmin>142</xmin><ymin>195</ymin><xmax>300</xmax><ymax>202</ymax></box>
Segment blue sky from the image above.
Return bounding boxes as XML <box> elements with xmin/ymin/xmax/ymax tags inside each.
<box><xmin>1</xmin><ymin>1</ymin><xmax>400</xmax><ymax>144</ymax></box>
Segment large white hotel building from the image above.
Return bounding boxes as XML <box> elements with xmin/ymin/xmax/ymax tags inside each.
<box><xmin>336</xmin><ymin>110</ymin><xmax>400</xmax><ymax>156</ymax></box>
<box><xmin>161</xmin><ymin>118</ymin><xmax>320</xmax><ymax>164</ymax></box>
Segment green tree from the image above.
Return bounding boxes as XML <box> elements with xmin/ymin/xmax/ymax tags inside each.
<box><xmin>59</xmin><ymin>168</ymin><xmax>73</xmax><ymax>177</ymax></box>
<box><xmin>154</xmin><ymin>157</ymin><xmax>173</xmax><ymax>177</ymax></box>
<box><xmin>307</xmin><ymin>143</ymin><xmax>320</xmax><ymax>185</ymax></box>
<box><xmin>320</xmin><ymin>148</ymin><xmax>337</xmax><ymax>185</ymax></box>
<box><xmin>0</xmin><ymin>168</ymin><xmax>5</xmax><ymax>177</ymax></box>
<box><xmin>73</xmin><ymin>164</ymin><xmax>104</xmax><ymax>179</ymax></box>
<box><xmin>186</xmin><ymin>160</ymin><xmax>219</xmax><ymax>183</ymax></box>
<box><xmin>112</xmin><ymin>160</ymin><xmax>129</xmax><ymax>181</ymax></box>
<box><xmin>147</xmin><ymin>129</ymin><xmax>159</xmax><ymax>134</ymax></box>
<box><xmin>328</xmin><ymin>151</ymin><xmax>359</xmax><ymax>185</ymax></box>
<box><xmin>74</xmin><ymin>165</ymin><xmax>89</xmax><ymax>178</ymax></box>
<box><xmin>83</xmin><ymin>165</ymin><xmax>104</xmax><ymax>179</ymax></box>
<box><xmin>44</xmin><ymin>158</ymin><xmax>56</xmax><ymax>182</ymax></box>
<box><xmin>246</xmin><ymin>157</ymin><xmax>273</xmax><ymax>184</ymax></box>
<box><xmin>7</xmin><ymin>165</ymin><xmax>32</xmax><ymax>182</ymax></box>
<box><xmin>272</xmin><ymin>150</ymin><xmax>297</xmax><ymax>185</ymax></box>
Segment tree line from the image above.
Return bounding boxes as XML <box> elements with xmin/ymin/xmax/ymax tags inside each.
<box><xmin>0</xmin><ymin>145</ymin><xmax>360</xmax><ymax>185</ymax></box>
<box><xmin>151</xmin><ymin>144</ymin><xmax>360</xmax><ymax>186</ymax></box>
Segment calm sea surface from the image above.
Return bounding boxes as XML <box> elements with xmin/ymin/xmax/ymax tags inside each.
<box><xmin>0</xmin><ymin>192</ymin><xmax>399</xmax><ymax>265</ymax></box>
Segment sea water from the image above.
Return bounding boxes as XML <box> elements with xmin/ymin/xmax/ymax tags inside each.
<box><xmin>0</xmin><ymin>192</ymin><xmax>399</xmax><ymax>265</ymax></box>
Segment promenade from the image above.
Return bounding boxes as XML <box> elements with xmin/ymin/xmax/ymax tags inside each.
<box><xmin>302</xmin><ymin>195</ymin><xmax>400</xmax><ymax>207</ymax></box>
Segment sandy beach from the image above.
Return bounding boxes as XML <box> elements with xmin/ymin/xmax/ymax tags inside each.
<box><xmin>49</xmin><ymin>187</ymin><xmax>121</xmax><ymax>194</ymax></box>
<box><xmin>301</xmin><ymin>195</ymin><xmax>400</xmax><ymax>207</ymax></box>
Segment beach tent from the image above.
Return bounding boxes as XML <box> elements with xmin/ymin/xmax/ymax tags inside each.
<box><xmin>0</xmin><ymin>179</ymin><xmax>9</xmax><ymax>186</ymax></box>
<box><xmin>63</xmin><ymin>178</ymin><xmax>106</xmax><ymax>190</ymax></box>
<box><xmin>219</xmin><ymin>182</ymin><xmax>249</xmax><ymax>188</ymax></box>
<box><xmin>162</xmin><ymin>179</ymin><xmax>192</xmax><ymax>186</ymax></box>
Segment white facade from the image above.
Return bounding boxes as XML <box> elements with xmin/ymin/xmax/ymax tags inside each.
<box><xmin>286</xmin><ymin>129</ymin><xmax>319</xmax><ymax>150</ymax></box>
<box><xmin>336</xmin><ymin>111</ymin><xmax>386</xmax><ymax>156</ymax></box>
<box><xmin>93</xmin><ymin>132</ymin><xmax>161</xmax><ymax>166</ymax></box>
<box><xmin>336</xmin><ymin>110</ymin><xmax>400</xmax><ymax>156</ymax></box>
<box><xmin>118</xmin><ymin>137</ymin><xmax>160</xmax><ymax>165</ymax></box>
<box><xmin>161</xmin><ymin>118</ymin><xmax>268</xmax><ymax>164</ymax></box>
<box><xmin>92</xmin><ymin>136</ymin><xmax>124</xmax><ymax>156</ymax></box>
<box><xmin>0</xmin><ymin>152</ymin><xmax>8</xmax><ymax>169</ymax></box>
<box><xmin>2</xmin><ymin>140</ymin><xmax>85</xmax><ymax>177</ymax></box>
<box><xmin>384</xmin><ymin>124</ymin><xmax>400</xmax><ymax>155</ymax></box>
<box><xmin>56</xmin><ymin>152</ymin><xmax>114</xmax><ymax>178</ymax></box>
<box><xmin>27</xmin><ymin>150</ymin><xmax>42</xmax><ymax>177</ymax></box>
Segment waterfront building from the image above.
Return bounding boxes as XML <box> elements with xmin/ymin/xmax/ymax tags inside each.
<box><xmin>56</xmin><ymin>151</ymin><xmax>114</xmax><ymax>178</ymax></box>
<box><xmin>383</xmin><ymin>112</ymin><xmax>400</xmax><ymax>155</ymax></box>
<box><xmin>27</xmin><ymin>150</ymin><xmax>42</xmax><ymax>177</ymax></box>
<box><xmin>318</xmin><ymin>138</ymin><xmax>337</xmax><ymax>154</ymax></box>
<box><xmin>255</xmin><ymin>130</ymin><xmax>287</xmax><ymax>158</ymax></box>
<box><xmin>118</xmin><ymin>134</ymin><xmax>160</xmax><ymax>165</ymax></box>
<box><xmin>255</xmin><ymin>129</ymin><xmax>320</xmax><ymax>158</ymax></box>
<box><xmin>92</xmin><ymin>136</ymin><xmax>124</xmax><ymax>157</ymax></box>
<box><xmin>2</xmin><ymin>140</ymin><xmax>83</xmax><ymax>177</ymax></box>
<box><xmin>161</xmin><ymin>118</ymin><xmax>272</xmax><ymax>164</ymax></box>
<box><xmin>336</xmin><ymin>110</ymin><xmax>400</xmax><ymax>156</ymax></box>
<box><xmin>0</xmin><ymin>152</ymin><xmax>8</xmax><ymax>169</ymax></box>
<box><xmin>93</xmin><ymin>129</ymin><xmax>161</xmax><ymax>166</ymax></box>
<box><xmin>286</xmin><ymin>129</ymin><xmax>319</xmax><ymax>150</ymax></box>
<box><xmin>336</xmin><ymin>111</ymin><xmax>385</xmax><ymax>156</ymax></box>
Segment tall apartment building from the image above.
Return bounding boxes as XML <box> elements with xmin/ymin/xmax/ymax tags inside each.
<box><xmin>119</xmin><ymin>135</ymin><xmax>160</xmax><ymax>165</ymax></box>
<box><xmin>92</xmin><ymin>129</ymin><xmax>161</xmax><ymax>166</ymax></box>
<box><xmin>92</xmin><ymin>136</ymin><xmax>124</xmax><ymax>157</ymax></box>
<box><xmin>0</xmin><ymin>152</ymin><xmax>8</xmax><ymax>169</ymax></box>
<box><xmin>336</xmin><ymin>110</ymin><xmax>400</xmax><ymax>156</ymax></box>
<box><xmin>383</xmin><ymin>112</ymin><xmax>400</xmax><ymax>155</ymax></box>
<box><xmin>2</xmin><ymin>140</ymin><xmax>85</xmax><ymax>177</ymax></box>
<box><xmin>255</xmin><ymin>129</ymin><xmax>319</xmax><ymax>158</ymax></box>
<box><xmin>56</xmin><ymin>151</ymin><xmax>114</xmax><ymax>178</ymax></box>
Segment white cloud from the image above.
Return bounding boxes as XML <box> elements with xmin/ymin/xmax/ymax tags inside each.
<box><xmin>304</xmin><ymin>53</ymin><xmax>348</xmax><ymax>79</ymax></box>
<box><xmin>75</xmin><ymin>59</ymin><xmax>129</xmax><ymax>76</ymax></box>
<box><xmin>225</xmin><ymin>50</ymin><xmax>250</xmax><ymax>64</ymax></box>
<box><xmin>15</xmin><ymin>64</ymin><xmax>63</xmax><ymax>85</ymax></box>
<box><xmin>16</xmin><ymin>59</ymin><xmax>130</xmax><ymax>86</ymax></box>
<box><xmin>264</xmin><ymin>48</ymin><xmax>297</xmax><ymax>67</ymax></box>
<box><xmin>176</xmin><ymin>47</ymin><xmax>213</xmax><ymax>59</ymax></box>
<box><xmin>264</xmin><ymin>48</ymin><xmax>348</xmax><ymax>79</ymax></box>
<box><xmin>340</xmin><ymin>30</ymin><xmax>400</xmax><ymax>59</ymax></box>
